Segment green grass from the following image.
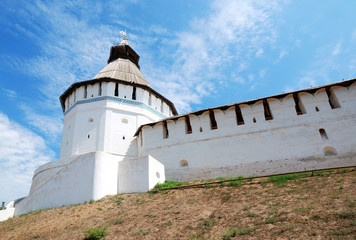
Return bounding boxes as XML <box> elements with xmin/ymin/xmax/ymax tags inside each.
<box><xmin>222</xmin><ymin>227</ymin><xmax>256</xmax><ymax>239</ymax></box>
<box><xmin>247</xmin><ymin>212</ymin><xmax>257</xmax><ymax>217</ymax></box>
<box><xmin>84</xmin><ymin>226</ymin><xmax>108</xmax><ymax>240</ymax></box>
<box><xmin>112</xmin><ymin>219</ymin><xmax>124</xmax><ymax>225</ymax></box>
<box><xmin>150</xmin><ymin>180</ymin><xmax>189</xmax><ymax>192</ymax></box>
<box><xmin>331</xmin><ymin>229</ymin><xmax>352</xmax><ymax>235</ymax></box>
<box><xmin>267</xmin><ymin>172</ymin><xmax>310</xmax><ymax>187</ymax></box>
<box><xmin>338</xmin><ymin>211</ymin><xmax>354</xmax><ymax>219</ymax></box>
<box><xmin>133</xmin><ymin>229</ymin><xmax>150</xmax><ymax>236</ymax></box>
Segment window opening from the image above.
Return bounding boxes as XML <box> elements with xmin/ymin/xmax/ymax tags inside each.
<box><xmin>84</xmin><ymin>85</ymin><xmax>87</xmax><ymax>98</ymax></box>
<box><xmin>326</xmin><ymin>88</ymin><xmax>341</xmax><ymax>109</ymax></box>
<box><xmin>114</xmin><ymin>83</ymin><xmax>119</xmax><ymax>96</ymax></box>
<box><xmin>123</xmin><ymin>136</ymin><xmax>125</xmax><ymax>140</ymax></box>
<box><xmin>315</xmin><ymin>106</ymin><xmax>319</xmax><ymax>112</ymax></box>
<box><xmin>209</xmin><ymin>110</ymin><xmax>218</xmax><ymax>130</ymax></box>
<box><xmin>235</xmin><ymin>105</ymin><xmax>245</xmax><ymax>125</ymax></box>
<box><xmin>200</xmin><ymin>127</ymin><xmax>203</xmax><ymax>132</ymax></box>
<box><xmin>319</xmin><ymin>128</ymin><xmax>328</xmax><ymax>140</ymax></box>
<box><xmin>148</xmin><ymin>93</ymin><xmax>152</xmax><ymax>106</ymax></box>
<box><xmin>132</xmin><ymin>86</ymin><xmax>136</xmax><ymax>100</ymax></box>
<box><xmin>121</xmin><ymin>118</ymin><xmax>128</xmax><ymax>124</ymax></box>
<box><xmin>160</xmin><ymin>101</ymin><xmax>164</xmax><ymax>112</ymax></box>
<box><xmin>73</xmin><ymin>92</ymin><xmax>76</xmax><ymax>103</ymax></box>
<box><xmin>91</xmin><ymin>94</ymin><xmax>93</xmax><ymax>97</ymax></box>
<box><xmin>140</xmin><ymin>132</ymin><xmax>143</xmax><ymax>146</ymax></box>
<box><xmin>98</xmin><ymin>82</ymin><xmax>102</xmax><ymax>96</ymax></box>
<box><xmin>263</xmin><ymin>99</ymin><xmax>273</xmax><ymax>120</ymax></box>
<box><xmin>253</xmin><ymin>117</ymin><xmax>256</xmax><ymax>123</ymax></box>
<box><xmin>293</xmin><ymin>93</ymin><xmax>306</xmax><ymax>115</ymax></box>
<box><xmin>163</xmin><ymin>121</ymin><xmax>169</xmax><ymax>139</ymax></box>
<box><xmin>88</xmin><ymin>134</ymin><xmax>90</xmax><ymax>139</ymax></box>
<box><xmin>185</xmin><ymin>116</ymin><xmax>192</xmax><ymax>134</ymax></box>
<box><xmin>88</xmin><ymin>118</ymin><xmax>93</xmax><ymax>122</ymax></box>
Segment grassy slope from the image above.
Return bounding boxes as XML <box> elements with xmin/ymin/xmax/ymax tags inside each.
<box><xmin>0</xmin><ymin>169</ymin><xmax>355</xmax><ymax>240</ymax></box>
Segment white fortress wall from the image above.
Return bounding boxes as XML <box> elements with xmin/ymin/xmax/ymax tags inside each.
<box><xmin>138</xmin><ymin>84</ymin><xmax>356</xmax><ymax>181</ymax></box>
<box><xmin>14</xmin><ymin>152</ymin><xmax>121</xmax><ymax>216</ymax></box>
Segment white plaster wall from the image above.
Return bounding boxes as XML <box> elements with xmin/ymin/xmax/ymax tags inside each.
<box><xmin>140</xmin><ymin>86</ymin><xmax>356</xmax><ymax>181</ymax></box>
<box><xmin>118</xmin><ymin>155</ymin><xmax>165</xmax><ymax>193</ymax></box>
<box><xmin>15</xmin><ymin>152</ymin><xmax>121</xmax><ymax>216</ymax></box>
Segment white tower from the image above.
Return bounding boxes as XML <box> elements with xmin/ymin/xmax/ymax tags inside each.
<box><xmin>59</xmin><ymin>37</ymin><xmax>177</xmax><ymax>161</ymax></box>
<box><xmin>11</xmin><ymin>37</ymin><xmax>177</xmax><ymax>216</ymax></box>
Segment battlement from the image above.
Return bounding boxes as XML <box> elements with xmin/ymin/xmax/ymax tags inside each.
<box><xmin>136</xmin><ymin>79</ymin><xmax>356</xmax><ymax>181</ymax></box>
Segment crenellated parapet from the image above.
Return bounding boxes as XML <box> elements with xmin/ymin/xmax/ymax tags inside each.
<box><xmin>136</xmin><ymin>79</ymin><xmax>356</xmax><ymax>180</ymax></box>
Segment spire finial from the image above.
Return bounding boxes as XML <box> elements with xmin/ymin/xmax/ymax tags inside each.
<box><xmin>120</xmin><ymin>29</ymin><xmax>127</xmax><ymax>40</ymax></box>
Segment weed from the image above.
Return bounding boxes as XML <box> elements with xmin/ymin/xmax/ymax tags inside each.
<box><xmin>133</xmin><ymin>229</ymin><xmax>149</xmax><ymax>235</ymax></box>
<box><xmin>222</xmin><ymin>227</ymin><xmax>238</xmax><ymax>240</ymax></box>
<box><xmin>32</xmin><ymin>235</ymin><xmax>40</xmax><ymax>239</ymax></box>
<box><xmin>97</xmin><ymin>208</ymin><xmax>102</xmax><ymax>211</ymax></box>
<box><xmin>247</xmin><ymin>212</ymin><xmax>257</xmax><ymax>217</ymax></box>
<box><xmin>115</xmin><ymin>197</ymin><xmax>125</xmax><ymax>205</ymax></box>
<box><xmin>239</xmin><ymin>227</ymin><xmax>255</xmax><ymax>235</ymax></box>
<box><xmin>339</xmin><ymin>185</ymin><xmax>344</xmax><ymax>190</ymax></box>
<box><xmin>136</xmin><ymin>199</ymin><xmax>145</xmax><ymax>205</ymax></box>
<box><xmin>89</xmin><ymin>200</ymin><xmax>94</xmax><ymax>204</ymax></box>
<box><xmin>166</xmin><ymin>220</ymin><xmax>172</xmax><ymax>226</ymax></box>
<box><xmin>347</xmin><ymin>200</ymin><xmax>355</xmax><ymax>207</ymax></box>
<box><xmin>186</xmin><ymin>198</ymin><xmax>198</xmax><ymax>204</ymax></box>
<box><xmin>338</xmin><ymin>211</ymin><xmax>354</xmax><ymax>219</ymax></box>
<box><xmin>144</xmin><ymin>213</ymin><xmax>156</xmax><ymax>217</ymax></box>
<box><xmin>84</xmin><ymin>226</ymin><xmax>108</xmax><ymax>240</ymax></box>
<box><xmin>294</xmin><ymin>206</ymin><xmax>313</xmax><ymax>213</ymax></box>
<box><xmin>331</xmin><ymin>229</ymin><xmax>352</xmax><ymax>235</ymax></box>
<box><xmin>242</xmin><ymin>205</ymin><xmax>252</xmax><ymax>211</ymax></box>
<box><xmin>265</xmin><ymin>217</ymin><xmax>275</xmax><ymax>224</ymax></box>
<box><xmin>332</xmin><ymin>194</ymin><xmax>339</xmax><ymax>199</ymax></box>
<box><xmin>112</xmin><ymin>219</ymin><xmax>124</xmax><ymax>225</ymax></box>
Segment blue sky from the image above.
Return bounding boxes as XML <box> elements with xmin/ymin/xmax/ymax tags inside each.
<box><xmin>0</xmin><ymin>0</ymin><xmax>355</xmax><ymax>204</ymax></box>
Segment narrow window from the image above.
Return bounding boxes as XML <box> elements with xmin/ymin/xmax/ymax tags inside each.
<box><xmin>326</xmin><ymin>88</ymin><xmax>341</xmax><ymax>109</ymax></box>
<box><xmin>253</xmin><ymin>117</ymin><xmax>256</xmax><ymax>123</ymax></box>
<box><xmin>315</xmin><ymin>106</ymin><xmax>319</xmax><ymax>112</ymax></box>
<box><xmin>293</xmin><ymin>93</ymin><xmax>306</xmax><ymax>115</ymax></box>
<box><xmin>319</xmin><ymin>128</ymin><xmax>328</xmax><ymax>140</ymax></box>
<box><xmin>98</xmin><ymin>82</ymin><xmax>102</xmax><ymax>96</ymax></box>
<box><xmin>140</xmin><ymin>132</ymin><xmax>143</xmax><ymax>146</ymax></box>
<box><xmin>121</xmin><ymin>118</ymin><xmax>128</xmax><ymax>124</ymax></box>
<box><xmin>123</xmin><ymin>136</ymin><xmax>125</xmax><ymax>140</ymax></box>
<box><xmin>235</xmin><ymin>105</ymin><xmax>245</xmax><ymax>125</ymax></box>
<box><xmin>160</xmin><ymin>101</ymin><xmax>164</xmax><ymax>113</ymax></box>
<box><xmin>73</xmin><ymin>92</ymin><xmax>76</xmax><ymax>103</ymax></box>
<box><xmin>84</xmin><ymin>85</ymin><xmax>87</xmax><ymax>98</ymax></box>
<box><xmin>200</xmin><ymin>127</ymin><xmax>203</xmax><ymax>132</ymax></box>
<box><xmin>132</xmin><ymin>86</ymin><xmax>136</xmax><ymax>100</ymax></box>
<box><xmin>114</xmin><ymin>83</ymin><xmax>119</xmax><ymax>96</ymax></box>
<box><xmin>148</xmin><ymin>93</ymin><xmax>152</xmax><ymax>106</ymax></box>
<box><xmin>209</xmin><ymin>110</ymin><xmax>218</xmax><ymax>130</ymax></box>
<box><xmin>88</xmin><ymin>134</ymin><xmax>90</xmax><ymax>139</ymax></box>
<box><xmin>263</xmin><ymin>99</ymin><xmax>273</xmax><ymax>120</ymax></box>
<box><xmin>185</xmin><ymin>116</ymin><xmax>192</xmax><ymax>134</ymax></box>
<box><xmin>163</xmin><ymin>121</ymin><xmax>169</xmax><ymax>139</ymax></box>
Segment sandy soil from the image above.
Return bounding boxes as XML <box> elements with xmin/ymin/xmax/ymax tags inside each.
<box><xmin>0</xmin><ymin>169</ymin><xmax>355</xmax><ymax>240</ymax></box>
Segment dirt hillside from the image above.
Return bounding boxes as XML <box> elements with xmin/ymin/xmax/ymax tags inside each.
<box><xmin>0</xmin><ymin>168</ymin><xmax>355</xmax><ymax>240</ymax></box>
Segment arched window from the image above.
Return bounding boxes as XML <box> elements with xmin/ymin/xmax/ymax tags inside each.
<box><xmin>319</xmin><ymin>128</ymin><xmax>328</xmax><ymax>140</ymax></box>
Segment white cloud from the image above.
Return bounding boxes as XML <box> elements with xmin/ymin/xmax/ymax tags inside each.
<box><xmin>256</xmin><ymin>48</ymin><xmax>264</xmax><ymax>57</ymax></box>
<box><xmin>144</xmin><ymin>0</ymin><xmax>283</xmax><ymax>112</ymax></box>
<box><xmin>0</xmin><ymin>112</ymin><xmax>55</xmax><ymax>205</ymax></box>
<box><xmin>1</xmin><ymin>88</ymin><xmax>17</xmax><ymax>100</ymax></box>
<box><xmin>21</xmin><ymin>106</ymin><xmax>63</xmax><ymax>143</ymax></box>
<box><xmin>332</xmin><ymin>41</ymin><xmax>342</xmax><ymax>56</ymax></box>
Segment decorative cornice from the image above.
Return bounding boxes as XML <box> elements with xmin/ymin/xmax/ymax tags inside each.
<box><xmin>64</xmin><ymin>96</ymin><xmax>168</xmax><ymax>118</ymax></box>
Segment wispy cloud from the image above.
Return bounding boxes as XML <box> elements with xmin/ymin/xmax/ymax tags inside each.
<box><xmin>143</xmin><ymin>0</ymin><xmax>283</xmax><ymax>112</ymax></box>
<box><xmin>0</xmin><ymin>112</ymin><xmax>55</xmax><ymax>204</ymax></box>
